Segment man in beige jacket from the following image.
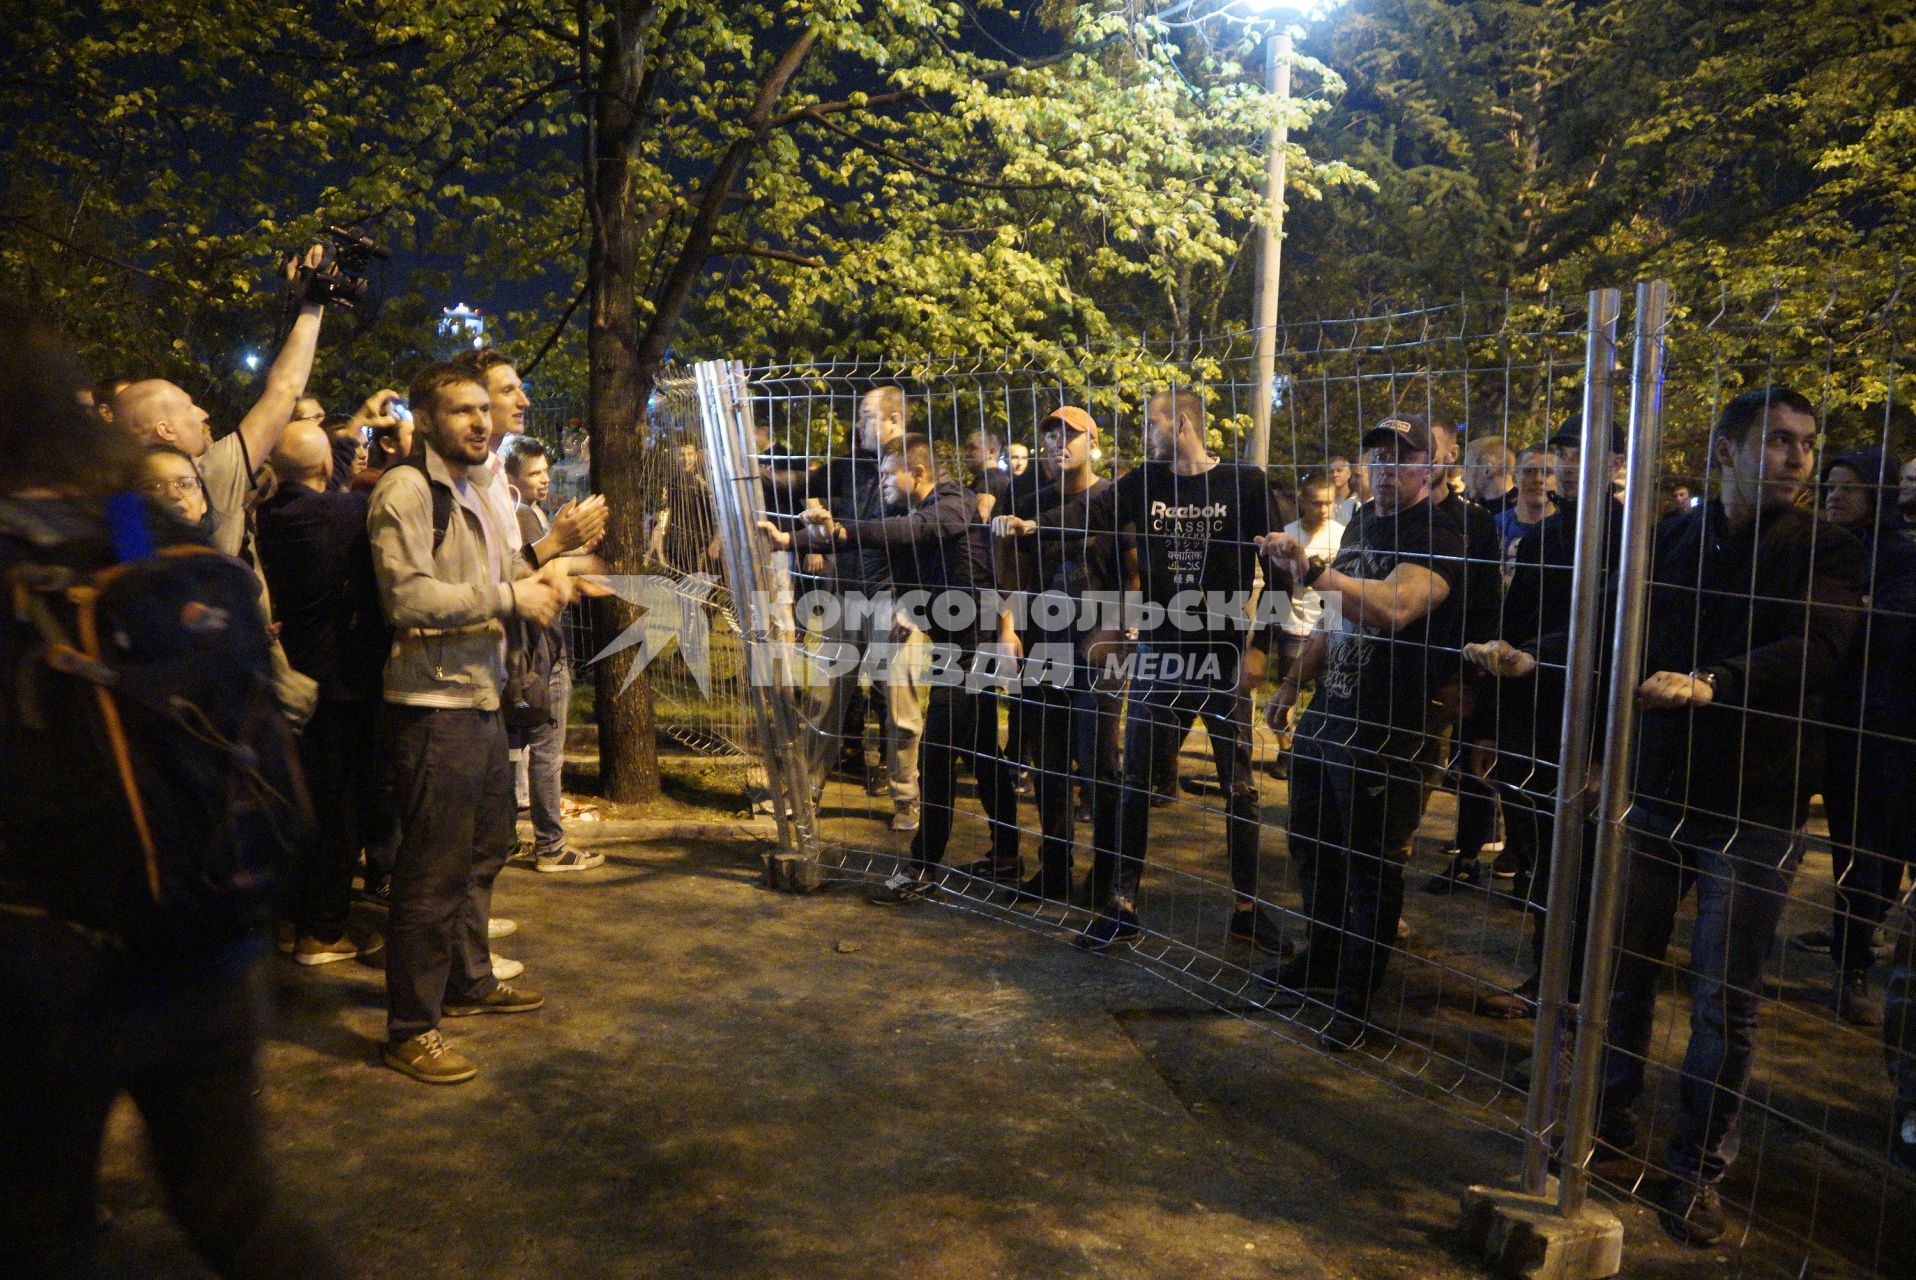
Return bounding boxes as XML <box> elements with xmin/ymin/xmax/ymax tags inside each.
<box><xmin>368</xmin><ymin>362</ymin><xmax>571</xmax><ymax>1084</ymax></box>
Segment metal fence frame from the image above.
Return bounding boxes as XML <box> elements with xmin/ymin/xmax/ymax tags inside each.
<box><xmin>667</xmin><ymin>276</ymin><xmax>1912</xmax><ymax>1278</ymax></box>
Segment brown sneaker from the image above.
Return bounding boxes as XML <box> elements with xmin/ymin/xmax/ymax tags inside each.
<box><xmin>382</xmin><ymin>1030</ymin><xmax>477</xmax><ymax>1084</ymax></box>
<box><xmin>444</xmin><ymin>983</ymin><xmax>545</xmax><ymax>1017</ymax></box>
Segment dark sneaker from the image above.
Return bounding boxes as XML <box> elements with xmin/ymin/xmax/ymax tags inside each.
<box><xmin>1788</xmin><ymin>927</ymin><xmax>1834</xmax><ymax>955</ymax></box>
<box><xmin>1836</xmin><ymin>972</ymin><xmax>1883</xmax><ymax>1027</ymax></box>
<box><xmin>864</xmin><ymin>768</ymin><xmax>890</xmax><ymax>797</ymax></box>
<box><xmin>1477</xmin><ymin>974</ymin><xmax>1539</xmax><ymax>1020</ymax></box>
<box><xmin>1074</xmin><ymin>799</ymin><xmax>1094</xmax><ymax>824</ymax></box>
<box><xmin>354</xmin><ymin>878</ymin><xmax>392</xmax><ymax>913</ymax></box>
<box><xmin>1491</xmin><ymin>849</ymin><xmax>1524</xmax><ymax>880</ymax></box>
<box><xmin>1422</xmin><ymin>852</ymin><xmax>1483</xmax><ymax>894</ymax></box>
<box><xmin>444</xmin><ymin>983</ymin><xmax>545</xmax><ymax>1017</ymax></box>
<box><xmin>535</xmin><ymin>847</ymin><xmax>606</xmax><ymax>874</ymax></box>
<box><xmin>1596</xmin><ymin>1107</ymin><xmax>1640</xmax><ymax>1152</ymax></box>
<box><xmin>1651</xmin><ymin>1177</ymin><xmax>1726</xmax><ymax>1247</ymax></box>
<box><xmin>869</xmin><ymin>870</ymin><xmax>937</xmax><ymax>905</ymax></box>
<box><xmin>1229</xmin><ymin>905</ymin><xmax>1294</xmax><ymax>958</ymax></box>
<box><xmin>1254</xmin><ymin>956</ymin><xmax>1338</xmax><ymax>1011</ymax></box>
<box><xmin>1265</xmin><ymin>753</ymin><xmax>1289</xmax><ymax>781</ymax></box>
<box><xmin>1012</xmin><ymin>871</ymin><xmax>1071</xmax><ymax>904</ymax></box>
<box><xmin>383</xmin><ymin>1030</ymin><xmax>477</xmax><ymax>1084</ymax></box>
<box><xmin>1075</xmin><ymin>906</ymin><xmax>1142</xmax><ymax>952</ymax></box>
<box><xmin>1318</xmin><ymin>1012</ymin><xmax>1369</xmax><ymax>1053</ymax></box>
<box><xmin>958</xmin><ymin>855</ymin><xmax>1023</xmax><ymax>884</ymax></box>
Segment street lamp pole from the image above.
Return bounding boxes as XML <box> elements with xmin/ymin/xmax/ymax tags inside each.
<box><xmin>1248</xmin><ymin>26</ymin><xmax>1292</xmax><ymax>469</ymax></box>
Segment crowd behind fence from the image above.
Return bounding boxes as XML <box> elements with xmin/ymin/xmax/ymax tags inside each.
<box><xmin>662</xmin><ymin>281</ymin><xmax>1916</xmax><ymax>1278</ymax></box>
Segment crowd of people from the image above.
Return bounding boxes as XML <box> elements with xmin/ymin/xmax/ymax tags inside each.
<box><xmin>761</xmin><ymin>381</ymin><xmax>1915</xmax><ymax>1249</ymax></box>
<box><xmin>1</xmin><ymin>260</ymin><xmax>622</xmax><ymax>1273</ymax></box>
<box><xmin>4</xmin><ymin>257</ymin><xmax>1914</xmax><ymax>1273</ymax></box>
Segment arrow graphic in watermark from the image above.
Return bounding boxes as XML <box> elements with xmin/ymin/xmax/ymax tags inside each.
<box><xmin>584</xmin><ymin>574</ymin><xmax>718</xmax><ymax>697</ymax></box>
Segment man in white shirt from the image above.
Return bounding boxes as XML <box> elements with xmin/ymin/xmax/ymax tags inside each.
<box><xmin>1268</xmin><ymin>477</ymin><xmax>1345</xmax><ymax>775</ymax></box>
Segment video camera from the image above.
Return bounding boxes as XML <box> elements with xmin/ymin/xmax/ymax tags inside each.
<box><xmin>294</xmin><ymin>225</ymin><xmax>390</xmax><ymax>311</ymax></box>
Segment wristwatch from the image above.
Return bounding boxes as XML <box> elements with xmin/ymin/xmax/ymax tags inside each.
<box><xmin>1301</xmin><ymin>555</ymin><xmax>1330</xmax><ymax>587</ymax></box>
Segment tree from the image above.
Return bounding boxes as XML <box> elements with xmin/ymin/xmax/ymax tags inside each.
<box><xmin>2</xmin><ymin>0</ymin><xmax>1356</xmax><ymax>799</ymax></box>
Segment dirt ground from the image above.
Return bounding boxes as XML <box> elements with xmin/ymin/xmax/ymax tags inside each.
<box><xmin>90</xmin><ymin>753</ymin><xmax>1905</xmax><ymax>1279</ymax></box>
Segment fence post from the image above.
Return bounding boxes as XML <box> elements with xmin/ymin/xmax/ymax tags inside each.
<box><xmin>1520</xmin><ymin>288</ymin><xmax>1623</xmax><ymax>1194</ymax></box>
<box><xmin>691</xmin><ymin>359</ymin><xmax>821</xmax><ymax>888</ymax></box>
<box><xmin>1460</xmin><ymin>290</ymin><xmax>1627</xmax><ymax>1280</ymax></box>
<box><xmin>1556</xmin><ymin>278</ymin><xmax>1669</xmax><ymax>1214</ymax></box>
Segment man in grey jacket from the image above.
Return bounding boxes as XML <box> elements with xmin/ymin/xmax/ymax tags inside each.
<box><xmin>368</xmin><ymin>363</ymin><xmax>571</xmax><ymax>1084</ymax></box>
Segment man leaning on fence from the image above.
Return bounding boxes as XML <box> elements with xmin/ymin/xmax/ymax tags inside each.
<box><xmin>1597</xmin><ymin>386</ymin><xmax>1865</xmax><ymax>1246</ymax></box>
<box><xmin>1260</xmin><ymin>415</ymin><xmax>1466</xmax><ymax>1053</ymax></box>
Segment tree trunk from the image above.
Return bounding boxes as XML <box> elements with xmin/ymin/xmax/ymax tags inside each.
<box><xmin>587</xmin><ymin>1</ymin><xmax>660</xmax><ymax>803</ymax></box>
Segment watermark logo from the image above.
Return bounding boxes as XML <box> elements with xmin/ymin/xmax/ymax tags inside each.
<box><xmin>586</xmin><ymin>575</ymin><xmax>717</xmax><ymax>696</ymax></box>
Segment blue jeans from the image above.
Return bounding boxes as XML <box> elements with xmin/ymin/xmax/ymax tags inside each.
<box><xmin>1599</xmin><ymin>804</ymin><xmax>1804</xmax><ymax>1184</ymax></box>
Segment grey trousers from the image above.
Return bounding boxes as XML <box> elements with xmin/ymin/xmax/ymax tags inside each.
<box><xmin>522</xmin><ymin>660</ymin><xmax>572</xmax><ymax>856</ymax></box>
<box><xmin>380</xmin><ymin>704</ymin><xmax>515</xmax><ymax>1041</ymax></box>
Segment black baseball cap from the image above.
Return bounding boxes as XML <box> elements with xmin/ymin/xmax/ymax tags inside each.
<box><xmin>1547</xmin><ymin>411</ymin><xmax>1626</xmax><ymax>454</ymax></box>
<box><xmin>1360</xmin><ymin>416</ymin><xmax>1435</xmax><ymax>456</ymax></box>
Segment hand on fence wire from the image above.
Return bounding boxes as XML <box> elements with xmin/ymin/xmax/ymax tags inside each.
<box><xmin>989</xmin><ymin>514</ymin><xmax>1036</xmax><ymax>538</ymax></box>
<box><xmin>1256</xmin><ymin>531</ymin><xmax>1309</xmax><ymax>579</ymax></box>
<box><xmin>1464</xmin><ymin>639</ymin><xmax>1538</xmax><ymax>679</ymax></box>
<box><xmin>1265</xmin><ymin>677</ymin><xmax>1299</xmax><ymax>735</ymax></box>
<box><xmin>756</xmin><ymin>518</ymin><xmax>793</xmax><ymax>550</ymax></box>
<box><xmin>1638</xmin><ymin>669</ymin><xmax>1715</xmax><ymax>708</ymax></box>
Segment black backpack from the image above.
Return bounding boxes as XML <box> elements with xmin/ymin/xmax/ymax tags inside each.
<box><xmin>0</xmin><ymin>495</ymin><xmax>312</xmax><ymax>955</ymax></box>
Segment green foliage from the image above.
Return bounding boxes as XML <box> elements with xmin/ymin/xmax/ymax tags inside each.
<box><xmin>1</xmin><ymin>1</ymin><xmax>1356</xmax><ymax>418</ymax></box>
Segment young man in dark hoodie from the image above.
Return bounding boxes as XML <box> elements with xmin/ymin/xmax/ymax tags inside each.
<box><xmin>1787</xmin><ymin>446</ymin><xmax>1916</xmax><ymax>1026</ymax></box>
<box><xmin>800</xmin><ymin>433</ymin><xmax>1019</xmax><ymax>903</ymax></box>
<box><xmin>1598</xmin><ymin>386</ymin><xmax>1865</xmax><ymax>1246</ymax></box>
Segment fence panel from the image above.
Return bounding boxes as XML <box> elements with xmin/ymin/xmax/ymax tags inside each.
<box><xmin>670</xmin><ymin>277</ymin><xmax>1915</xmax><ymax>1277</ymax></box>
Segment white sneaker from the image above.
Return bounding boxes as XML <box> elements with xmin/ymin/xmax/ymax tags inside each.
<box><xmin>488</xmin><ymin>917</ymin><xmax>518</xmax><ymax>940</ymax></box>
<box><xmin>492</xmin><ymin>955</ymin><xmax>525</xmax><ymax>981</ymax></box>
<box><xmin>891</xmin><ymin>800</ymin><xmax>921</xmax><ymax>832</ymax></box>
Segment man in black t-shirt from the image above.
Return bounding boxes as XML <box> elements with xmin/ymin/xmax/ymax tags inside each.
<box><xmin>1006</xmin><ymin>391</ymin><xmax>1283</xmax><ymax>954</ymax></box>
<box><xmin>1261</xmin><ymin>416</ymin><xmax>1466</xmax><ymax>1051</ymax></box>
<box><xmin>988</xmin><ymin>407</ymin><xmax>1124</xmax><ymax>901</ymax></box>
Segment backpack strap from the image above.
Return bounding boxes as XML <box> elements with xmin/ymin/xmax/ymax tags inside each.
<box><xmin>389</xmin><ymin>456</ymin><xmax>456</xmax><ymax>554</ymax></box>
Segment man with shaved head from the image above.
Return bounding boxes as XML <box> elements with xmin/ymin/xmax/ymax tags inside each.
<box><xmin>114</xmin><ymin>249</ymin><xmax>328</xmax><ymax>561</ymax></box>
<box><xmin>256</xmin><ymin>419</ymin><xmax>388</xmax><ymax>965</ymax></box>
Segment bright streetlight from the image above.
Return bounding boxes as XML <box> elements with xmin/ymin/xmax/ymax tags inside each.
<box><xmin>1156</xmin><ymin>0</ymin><xmax>1348</xmax><ymax>467</ymax></box>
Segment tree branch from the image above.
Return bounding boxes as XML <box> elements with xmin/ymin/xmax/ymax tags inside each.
<box><xmin>796</xmin><ymin>109</ymin><xmax>1063</xmax><ymax>191</ymax></box>
<box><xmin>713</xmin><ymin>240</ymin><xmax>826</xmax><ymax>269</ymax></box>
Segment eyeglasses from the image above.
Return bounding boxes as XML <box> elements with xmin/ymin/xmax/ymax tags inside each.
<box><xmin>140</xmin><ymin>477</ymin><xmax>203</xmax><ymax>497</ymax></box>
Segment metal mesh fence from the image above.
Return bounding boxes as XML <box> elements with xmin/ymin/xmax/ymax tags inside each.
<box><xmin>672</xmin><ymin>278</ymin><xmax>1915</xmax><ymax>1277</ymax></box>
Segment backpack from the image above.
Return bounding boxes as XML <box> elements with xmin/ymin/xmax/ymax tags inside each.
<box><xmin>0</xmin><ymin>494</ymin><xmax>313</xmax><ymax>955</ymax></box>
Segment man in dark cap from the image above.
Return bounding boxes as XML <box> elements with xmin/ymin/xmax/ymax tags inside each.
<box><xmin>1261</xmin><ymin>415</ymin><xmax>1467</xmax><ymax>1051</ymax></box>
